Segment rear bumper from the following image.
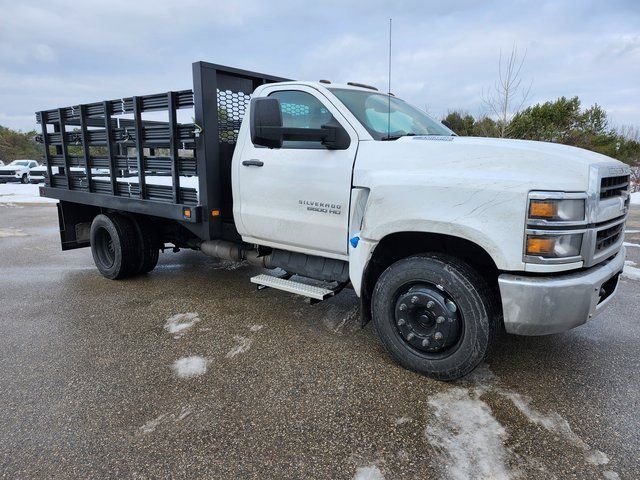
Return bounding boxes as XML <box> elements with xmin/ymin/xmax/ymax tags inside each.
<box><xmin>498</xmin><ymin>248</ymin><xmax>625</xmax><ymax>335</ymax></box>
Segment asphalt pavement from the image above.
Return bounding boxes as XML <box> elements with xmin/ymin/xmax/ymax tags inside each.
<box><xmin>1</xmin><ymin>204</ymin><xmax>639</xmax><ymax>479</ymax></box>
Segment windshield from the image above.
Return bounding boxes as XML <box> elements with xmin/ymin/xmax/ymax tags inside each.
<box><xmin>10</xmin><ymin>160</ymin><xmax>29</xmax><ymax>166</ymax></box>
<box><xmin>329</xmin><ymin>88</ymin><xmax>453</xmax><ymax>140</ymax></box>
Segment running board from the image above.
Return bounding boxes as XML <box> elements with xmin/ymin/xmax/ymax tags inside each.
<box><xmin>250</xmin><ymin>274</ymin><xmax>335</xmax><ymax>301</ymax></box>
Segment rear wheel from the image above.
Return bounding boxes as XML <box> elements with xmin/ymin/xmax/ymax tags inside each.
<box><xmin>90</xmin><ymin>214</ymin><xmax>140</xmax><ymax>279</ymax></box>
<box><xmin>130</xmin><ymin>216</ymin><xmax>159</xmax><ymax>274</ymax></box>
<box><xmin>372</xmin><ymin>253</ymin><xmax>497</xmax><ymax>381</ymax></box>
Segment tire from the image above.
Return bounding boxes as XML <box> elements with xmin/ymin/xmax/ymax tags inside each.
<box><xmin>372</xmin><ymin>253</ymin><xmax>497</xmax><ymax>381</ymax></box>
<box><xmin>90</xmin><ymin>213</ymin><xmax>141</xmax><ymax>280</ymax></box>
<box><xmin>130</xmin><ymin>216</ymin><xmax>159</xmax><ymax>274</ymax></box>
<box><xmin>21</xmin><ymin>174</ymin><xmax>29</xmax><ymax>184</ymax></box>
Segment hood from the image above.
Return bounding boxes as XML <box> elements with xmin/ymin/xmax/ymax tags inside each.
<box><xmin>354</xmin><ymin>136</ymin><xmax>626</xmax><ymax>192</ymax></box>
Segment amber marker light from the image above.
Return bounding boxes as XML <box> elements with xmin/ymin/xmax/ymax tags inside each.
<box><xmin>529</xmin><ymin>200</ymin><xmax>557</xmax><ymax>219</ymax></box>
<box><xmin>526</xmin><ymin>236</ymin><xmax>555</xmax><ymax>255</ymax></box>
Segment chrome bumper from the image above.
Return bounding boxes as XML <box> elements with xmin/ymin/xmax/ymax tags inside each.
<box><xmin>498</xmin><ymin>248</ymin><xmax>625</xmax><ymax>335</ymax></box>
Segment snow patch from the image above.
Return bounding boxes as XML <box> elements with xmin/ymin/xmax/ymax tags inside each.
<box><xmin>425</xmin><ymin>387</ymin><xmax>512</xmax><ymax>480</ymax></box>
<box><xmin>499</xmin><ymin>391</ymin><xmax>608</xmax><ymax>465</ymax></box>
<box><xmin>0</xmin><ymin>227</ymin><xmax>27</xmax><ymax>238</ymax></box>
<box><xmin>140</xmin><ymin>414</ymin><xmax>167</xmax><ymax>434</ymax></box>
<box><xmin>631</xmin><ymin>191</ymin><xmax>640</xmax><ymax>205</ymax></box>
<box><xmin>171</xmin><ymin>356</ymin><xmax>208</xmax><ymax>378</ymax></box>
<box><xmin>603</xmin><ymin>471</ymin><xmax>621</xmax><ymax>480</ymax></box>
<box><xmin>164</xmin><ymin>312</ymin><xmax>200</xmax><ymax>338</ymax></box>
<box><xmin>139</xmin><ymin>406</ymin><xmax>192</xmax><ymax>434</ymax></box>
<box><xmin>394</xmin><ymin>416</ymin><xmax>411</xmax><ymax>426</ymax></box>
<box><xmin>624</xmin><ymin>229</ymin><xmax>640</xmax><ymax>234</ymax></box>
<box><xmin>249</xmin><ymin>324</ymin><xmax>264</xmax><ymax>332</ymax></box>
<box><xmin>0</xmin><ymin>183</ymin><xmax>58</xmax><ymax>204</ymax></box>
<box><xmin>226</xmin><ymin>335</ymin><xmax>253</xmax><ymax>358</ymax></box>
<box><xmin>353</xmin><ymin>465</ymin><xmax>385</xmax><ymax>480</ymax></box>
<box><xmin>622</xmin><ymin>263</ymin><xmax>640</xmax><ymax>280</ymax></box>
<box><xmin>623</xmin><ymin>242</ymin><xmax>640</xmax><ymax>248</ymax></box>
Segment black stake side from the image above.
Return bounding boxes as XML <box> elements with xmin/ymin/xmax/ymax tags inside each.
<box><xmin>103</xmin><ymin>101</ymin><xmax>118</xmax><ymax>196</ymax></box>
<box><xmin>168</xmin><ymin>91</ymin><xmax>180</xmax><ymax>204</ymax></box>
<box><xmin>193</xmin><ymin>62</ymin><xmax>221</xmax><ymax>240</ymax></box>
<box><xmin>39</xmin><ymin>111</ymin><xmax>53</xmax><ymax>185</ymax></box>
<box><xmin>79</xmin><ymin>105</ymin><xmax>93</xmax><ymax>192</ymax></box>
<box><xmin>133</xmin><ymin>96</ymin><xmax>146</xmax><ymax>199</ymax></box>
<box><xmin>58</xmin><ymin>108</ymin><xmax>72</xmax><ymax>190</ymax></box>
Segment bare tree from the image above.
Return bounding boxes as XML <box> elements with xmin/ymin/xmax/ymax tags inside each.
<box><xmin>482</xmin><ymin>44</ymin><xmax>532</xmax><ymax>137</ymax></box>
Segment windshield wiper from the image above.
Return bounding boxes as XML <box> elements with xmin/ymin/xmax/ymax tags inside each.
<box><xmin>380</xmin><ymin>133</ymin><xmax>416</xmax><ymax>141</ymax></box>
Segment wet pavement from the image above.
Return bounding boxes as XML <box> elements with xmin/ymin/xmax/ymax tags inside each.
<box><xmin>1</xmin><ymin>204</ymin><xmax>639</xmax><ymax>479</ymax></box>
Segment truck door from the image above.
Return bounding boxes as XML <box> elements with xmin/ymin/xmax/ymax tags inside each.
<box><xmin>236</xmin><ymin>85</ymin><xmax>358</xmax><ymax>258</ymax></box>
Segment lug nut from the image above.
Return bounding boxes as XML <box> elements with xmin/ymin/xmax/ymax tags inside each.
<box><xmin>446</xmin><ymin>300</ymin><xmax>457</xmax><ymax>313</ymax></box>
<box><xmin>407</xmin><ymin>333</ymin><xmax>415</xmax><ymax>341</ymax></box>
<box><xmin>434</xmin><ymin>332</ymin><xmax>443</xmax><ymax>340</ymax></box>
<box><xmin>426</xmin><ymin>300</ymin><xmax>434</xmax><ymax>308</ymax></box>
<box><xmin>436</xmin><ymin>316</ymin><xmax>445</xmax><ymax>324</ymax></box>
<box><xmin>411</xmin><ymin>296</ymin><xmax>419</xmax><ymax>304</ymax></box>
<box><xmin>422</xmin><ymin>338</ymin><xmax>430</xmax><ymax>347</ymax></box>
<box><xmin>397</xmin><ymin>318</ymin><xmax>406</xmax><ymax>326</ymax></box>
<box><xmin>399</xmin><ymin>304</ymin><xmax>407</xmax><ymax>311</ymax></box>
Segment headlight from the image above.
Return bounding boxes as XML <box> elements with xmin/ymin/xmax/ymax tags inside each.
<box><xmin>528</xmin><ymin>198</ymin><xmax>585</xmax><ymax>222</ymax></box>
<box><xmin>525</xmin><ymin>233</ymin><xmax>582</xmax><ymax>258</ymax></box>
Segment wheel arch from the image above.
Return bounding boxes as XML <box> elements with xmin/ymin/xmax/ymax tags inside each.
<box><xmin>358</xmin><ymin>231</ymin><xmax>501</xmax><ymax>326</ymax></box>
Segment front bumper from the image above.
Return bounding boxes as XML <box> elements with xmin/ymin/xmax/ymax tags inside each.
<box><xmin>498</xmin><ymin>247</ymin><xmax>625</xmax><ymax>335</ymax></box>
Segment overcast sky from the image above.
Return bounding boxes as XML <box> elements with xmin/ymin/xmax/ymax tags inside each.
<box><xmin>1</xmin><ymin>0</ymin><xmax>638</xmax><ymax>132</ymax></box>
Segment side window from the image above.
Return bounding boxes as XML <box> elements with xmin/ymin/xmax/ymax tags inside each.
<box><xmin>268</xmin><ymin>90</ymin><xmax>333</xmax><ymax>149</ymax></box>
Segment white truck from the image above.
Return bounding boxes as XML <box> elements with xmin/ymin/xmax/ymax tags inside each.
<box><xmin>37</xmin><ymin>62</ymin><xmax>630</xmax><ymax>380</ymax></box>
<box><xmin>0</xmin><ymin>159</ymin><xmax>39</xmax><ymax>184</ymax></box>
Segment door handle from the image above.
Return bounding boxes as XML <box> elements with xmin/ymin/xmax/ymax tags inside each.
<box><xmin>242</xmin><ymin>159</ymin><xmax>264</xmax><ymax>167</ymax></box>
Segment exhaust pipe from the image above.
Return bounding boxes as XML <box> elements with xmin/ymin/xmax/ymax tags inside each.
<box><xmin>198</xmin><ymin>240</ymin><xmax>349</xmax><ymax>283</ymax></box>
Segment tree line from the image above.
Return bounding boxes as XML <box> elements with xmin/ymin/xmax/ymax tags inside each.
<box><xmin>441</xmin><ymin>96</ymin><xmax>640</xmax><ymax>166</ymax></box>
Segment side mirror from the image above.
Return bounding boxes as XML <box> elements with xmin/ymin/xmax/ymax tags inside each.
<box><xmin>250</xmin><ymin>97</ymin><xmax>283</xmax><ymax>148</ymax></box>
<box><xmin>250</xmin><ymin>96</ymin><xmax>351</xmax><ymax>150</ymax></box>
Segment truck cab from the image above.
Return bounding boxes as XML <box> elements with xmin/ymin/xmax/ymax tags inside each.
<box><xmin>37</xmin><ymin>62</ymin><xmax>630</xmax><ymax>380</ymax></box>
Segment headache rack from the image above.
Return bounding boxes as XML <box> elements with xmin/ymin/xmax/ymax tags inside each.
<box><xmin>36</xmin><ymin>62</ymin><xmax>289</xmax><ymax>242</ymax></box>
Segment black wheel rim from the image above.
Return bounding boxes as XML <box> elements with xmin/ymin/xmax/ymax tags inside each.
<box><xmin>392</xmin><ymin>282</ymin><xmax>464</xmax><ymax>358</ymax></box>
<box><xmin>95</xmin><ymin>227</ymin><xmax>115</xmax><ymax>268</ymax></box>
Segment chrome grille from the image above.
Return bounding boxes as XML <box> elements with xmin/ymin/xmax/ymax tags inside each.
<box><xmin>600</xmin><ymin>175</ymin><xmax>630</xmax><ymax>199</ymax></box>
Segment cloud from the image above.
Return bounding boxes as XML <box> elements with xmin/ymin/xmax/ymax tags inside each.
<box><xmin>0</xmin><ymin>0</ymin><xmax>639</xmax><ymax>131</ymax></box>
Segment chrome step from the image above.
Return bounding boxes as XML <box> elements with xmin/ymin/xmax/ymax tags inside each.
<box><xmin>250</xmin><ymin>274</ymin><xmax>335</xmax><ymax>301</ymax></box>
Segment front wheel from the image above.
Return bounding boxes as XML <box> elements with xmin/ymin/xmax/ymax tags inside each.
<box><xmin>21</xmin><ymin>174</ymin><xmax>29</xmax><ymax>184</ymax></box>
<box><xmin>372</xmin><ymin>254</ymin><xmax>498</xmax><ymax>381</ymax></box>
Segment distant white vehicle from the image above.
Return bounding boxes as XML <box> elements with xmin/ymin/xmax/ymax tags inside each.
<box><xmin>0</xmin><ymin>159</ymin><xmax>39</xmax><ymax>184</ymax></box>
<box><xmin>29</xmin><ymin>165</ymin><xmax>108</xmax><ymax>184</ymax></box>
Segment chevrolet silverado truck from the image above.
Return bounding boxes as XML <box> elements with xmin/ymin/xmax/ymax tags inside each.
<box><xmin>35</xmin><ymin>62</ymin><xmax>630</xmax><ymax>380</ymax></box>
<box><xmin>0</xmin><ymin>159</ymin><xmax>39</xmax><ymax>183</ymax></box>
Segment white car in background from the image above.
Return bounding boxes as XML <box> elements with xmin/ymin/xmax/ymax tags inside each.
<box><xmin>29</xmin><ymin>165</ymin><xmax>58</xmax><ymax>183</ymax></box>
<box><xmin>0</xmin><ymin>159</ymin><xmax>39</xmax><ymax>184</ymax></box>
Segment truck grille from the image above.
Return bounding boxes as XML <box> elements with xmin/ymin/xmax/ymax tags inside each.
<box><xmin>600</xmin><ymin>175</ymin><xmax>630</xmax><ymax>199</ymax></box>
<box><xmin>0</xmin><ymin>170</ymin><xmax>16</xmax><ymax>176</ymax></box>
<box><xmin>595</xmin><ymin>222</ymin><xmax>624</xmax><ymax>252</ymax></box>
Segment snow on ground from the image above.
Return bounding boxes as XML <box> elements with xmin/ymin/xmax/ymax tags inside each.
<box><xmin>422</xmin><ymin>364</ymin><xmax>618</xmax><ymax>479</ymax></box>
<box><xmin>393</xmin><ymin>416</ymin><xmax>411</xmax><ymax>426</ymax></box>
<box><xmin>0</xmin><ymin>183</ymin><xmax>57</xmax><ymax>204</ymax></box>
<box><xmin>225</xmin><ymin>335</ymin><xmax>253</xmax><ymax>358</ymax></box>
<box><xmin>353</xmin><ymin>465</ymin><xmax>385</xmax><ymax>480</ymax></box>
<box><xmin>139</xmin><ymin>406</ymin><xmax>192</xmax><ymax>435</ymax></box>
<box><xmin>425</xmin><ymin>387</ymin><xmax>512</xmax><ymax>480</ymax></box>
<box><xmin>164</xmin><ymin>312</ymin><xmax>201</xmax><ymax>338</ymax></box>
<box><xmin>631</xmin><ymin>191</ymin><xmax>640</xmax><ymax>205</ymax></box>
<box><xmin>248</xmin><ymin>324</ymin><xmax>264</xmax><ymax>332</ymax></box>
<box><xmin>0</xmin><ymin>227</ymin><xmax>28</xmax><ymax>238</ymax></box>
<box><xmin>622</xmin><ymin>263</ymin><xmax>640</xmax><ymax>280</ymax></box>
<box><xmin>171</xmin><ymin>356</ymin><xmax>208</xmax><ymax>379</ymax></box>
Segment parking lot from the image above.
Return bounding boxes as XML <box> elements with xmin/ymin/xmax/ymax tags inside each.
<box><xmin>1</xmin><ymin>200</ymin><xmax>639</xmax><ymax>479</ymax></box>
